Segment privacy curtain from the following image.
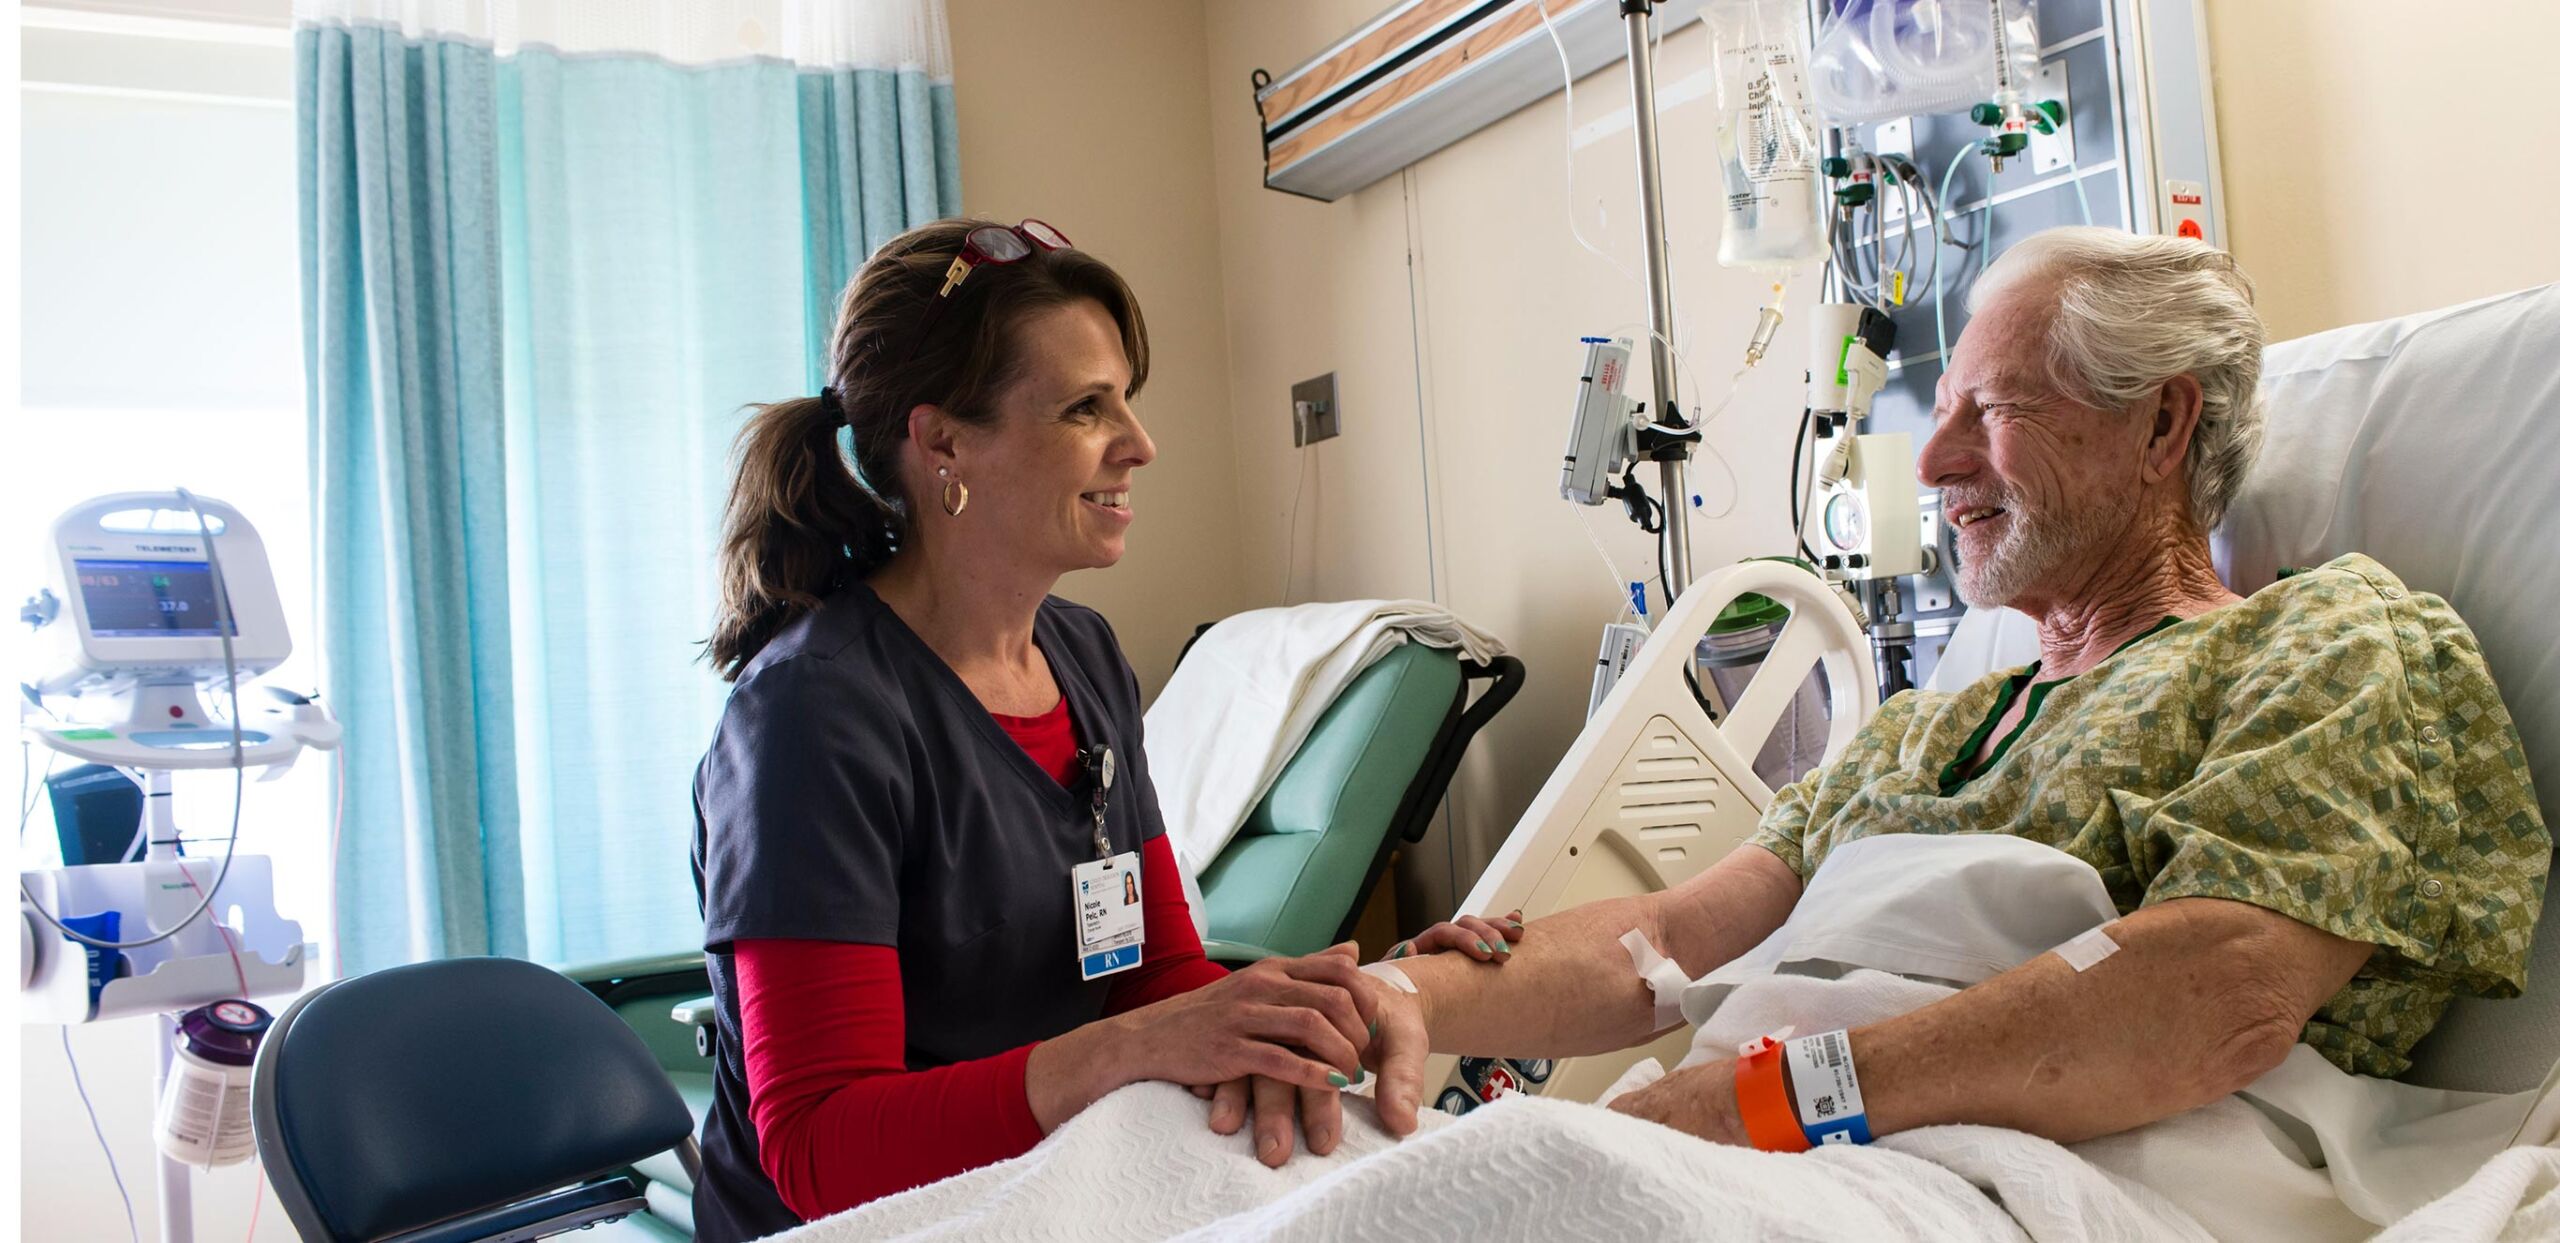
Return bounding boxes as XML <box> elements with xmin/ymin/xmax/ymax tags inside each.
<box><xmin>297</xmin><ymin>0</ymin><xmax>959</xmax><ymax>973</ymax></box>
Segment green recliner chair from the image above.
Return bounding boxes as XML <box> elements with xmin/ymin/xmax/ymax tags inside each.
<box><xmin>554</xmin><ymin>953</ymin><xmax>718</xmax><ymax>1241</ymax></box>
<box><xmin>1185</xmin><ymin>639</ymin><xmax>1525</xmax><ymax>964</ymax></box>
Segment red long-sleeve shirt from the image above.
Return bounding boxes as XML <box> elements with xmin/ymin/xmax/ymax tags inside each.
<box><xmin>734</xmin><ymin>696</ymin><xmax>1226</xmax><ymax>1220</ymax></box>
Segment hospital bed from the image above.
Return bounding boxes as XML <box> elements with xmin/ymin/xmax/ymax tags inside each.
<box><xmin>1445</xmin><ymin>281</ymin><xmax>2560</xmax><ymax>1111</ymax></box>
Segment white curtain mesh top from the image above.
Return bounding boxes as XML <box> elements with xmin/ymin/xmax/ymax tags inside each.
<box><xmin>293</xmin><ymin>0</ymin><xmax>953</xmax><ymax>76</ymax></box>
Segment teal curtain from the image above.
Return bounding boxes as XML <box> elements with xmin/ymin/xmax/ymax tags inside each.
<box><xmin>298</xmin><ymin>21</ymin><xmax>960</xmax><ymax>972</ymax></box>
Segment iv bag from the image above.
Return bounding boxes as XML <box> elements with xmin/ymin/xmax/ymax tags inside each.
<box><xmin>1706</xmin><ymin>0</ymin><xmax>1829</xmax><ymax>270</ymax></box>
<box><xmin>1809</xmin><ymin>0</ymin><xmax>2042</xmax><ymax>125</ymax></box>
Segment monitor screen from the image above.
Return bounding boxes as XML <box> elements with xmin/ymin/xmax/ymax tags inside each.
<box><xmin>74</xmin><ymin>558</ymin><xmax>239</xmax><ymax>638</ymax></box>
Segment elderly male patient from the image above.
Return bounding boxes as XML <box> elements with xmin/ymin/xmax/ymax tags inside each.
<box><xmin>1367</xmin><ymin>227</ymin><xmax>2549</xmax><ymax>1146</ymax></box>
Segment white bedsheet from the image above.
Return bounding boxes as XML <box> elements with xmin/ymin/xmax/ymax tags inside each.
<box><xmin>782</xmin><ymin>835</ymin><xmax>2559</xmax><ymax>1242</ymax></box>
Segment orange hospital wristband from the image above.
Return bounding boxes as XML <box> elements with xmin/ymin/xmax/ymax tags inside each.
<box><xmin>1734</xmin><ymin>1034</ymin><xmax>1811</xmax><ymax>1153</ymax></box>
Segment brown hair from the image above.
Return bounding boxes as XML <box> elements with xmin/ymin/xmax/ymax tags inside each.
<box><xmin>706</xmin><ymin>219</ymin><xmax>1151</xmax><ymax>680</ymax></box>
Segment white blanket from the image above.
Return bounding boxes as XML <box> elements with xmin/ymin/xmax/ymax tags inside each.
<box><xmin>1143</xmin><ymin>600</ymin><xmax>1507</xmax><ymax>886</ymax></box>
<box><xmin>782</xmin><ymin>835</ymin><xmax>2560</xmax><ymax>1242</ymax></box>
<box><xmin>775</xmin><ymin>1080</ymin><xmax>2560</xmax><ymax>1243</ymax></box>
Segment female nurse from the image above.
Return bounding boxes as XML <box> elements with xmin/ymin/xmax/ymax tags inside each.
<box><xmin>689</xmin><ymin>219</ymin><xmax>1520</xmax><ymax>1240</ymax></box>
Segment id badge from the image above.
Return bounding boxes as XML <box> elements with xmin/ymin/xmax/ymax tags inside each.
<box><xmin>1072</xmin><ymin>851</ymin><xmax>1146</xmax><ymax>980</ymax></box>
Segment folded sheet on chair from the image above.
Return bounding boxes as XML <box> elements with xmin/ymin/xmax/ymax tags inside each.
<box><xmin>1144</xmin><ymin>600</ymin><xmax>1507</xmax><ymax>887</ymax></box>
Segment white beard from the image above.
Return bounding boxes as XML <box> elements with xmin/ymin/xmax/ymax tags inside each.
<box><xmin>1954</xmin><ymin>488</ymin><xmax>2137</xmax><ymax>609</ymax></box>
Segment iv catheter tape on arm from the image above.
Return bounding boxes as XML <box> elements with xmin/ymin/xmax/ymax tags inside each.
<box><xmin>1360</xmin><ymin>960</ymin><xmax>1419</xmax><ymax>994</ymax></box>
<box><xmin>2055</xmin><ymin>925</ymin><xmax>2122</xmax><ymax>972</ymax></box>
<box><xmin>1619</xmin><ymin>929</ymin><xmax>1690</xmax><ymax>1033</ymax></box>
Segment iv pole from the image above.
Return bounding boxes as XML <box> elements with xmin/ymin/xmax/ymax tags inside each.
<box><xmin>1619</xmin><ymin>0</ymin><xmax>1697</xmax><ymax>597</ymax></box>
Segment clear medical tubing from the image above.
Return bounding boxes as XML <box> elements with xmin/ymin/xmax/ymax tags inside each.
<box><xmin>1809</xmin><ymin>1</ymin><xmax>2042</xmax><ymax>124</ymax></box>
<box><xmin>1707</xmin><ymin>0</ymin><xmax>1829</xmax><ymax>270</ymax></box>
<box><xmin>1811</xmin><ymin>0</ymin><xmax>2000</xmax><ymax>123</ymax></box>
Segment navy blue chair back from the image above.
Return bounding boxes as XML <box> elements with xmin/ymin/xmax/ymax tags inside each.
<box><xmin>252</xmin><ymin>956</ymin><xmax>701</xmax><ymax>1242</ymax></box>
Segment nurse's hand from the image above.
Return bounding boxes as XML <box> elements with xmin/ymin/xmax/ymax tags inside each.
<box><xmin>1381</xmin><ymin>909</ymin><xmax>1528</xmax><ymax>964</ymax></box>
<box><xmin>1112</xmin><ymin>944</ymin><xmax>1377</xmax><ymax>1095</ymax></box>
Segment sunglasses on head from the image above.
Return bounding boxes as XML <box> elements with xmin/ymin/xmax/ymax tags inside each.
<box><xmin>907</xmin><ymin>219</ymin><xmax>1073</xmax><ymax>359</ymax></box>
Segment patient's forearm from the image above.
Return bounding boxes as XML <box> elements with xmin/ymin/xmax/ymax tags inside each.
<box><xmin>1398</xmin><ymin>846</ymin><xmax>1801</xmax><ymax>1059</ymax></box>
<box><xmin>1853</xmin><ymin>896</ymin><xmax>2372</xmax><ymax>1144</ymax></box>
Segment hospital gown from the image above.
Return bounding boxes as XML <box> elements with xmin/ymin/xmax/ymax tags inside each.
<box><xmin>1746</xmin><ymin>554</ymin><xmax>2550</xmax><ymax>1076</ymax></box>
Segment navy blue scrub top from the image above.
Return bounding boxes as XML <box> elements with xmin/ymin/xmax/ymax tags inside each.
<box><xmin>687</xmin><ymin>581</ymin><xmax>1169</xmax><ymax>1242</ymax></box>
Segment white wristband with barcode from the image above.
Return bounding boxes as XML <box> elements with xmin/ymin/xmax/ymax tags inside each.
<box><xmin>1782</xmin><ymin>1029</ymin><xmax>1871</xmax><ymax>1145</ymax></box>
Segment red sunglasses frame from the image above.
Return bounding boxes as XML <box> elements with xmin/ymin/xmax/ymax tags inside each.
<box><xmin>906</xmin><ymin>219</ymin><xmax>1073</xmax><ymax>359</ymax></box>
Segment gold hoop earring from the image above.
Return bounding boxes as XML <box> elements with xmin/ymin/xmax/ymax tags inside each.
<box><xmin>941</xmin><ymin>478</ymin><xmax>969</xmax><ymax>517</ymax></box>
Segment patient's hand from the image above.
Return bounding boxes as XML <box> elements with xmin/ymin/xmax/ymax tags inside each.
<box><xmin>1383</xmin><ymin>909</ymin><xmax>1527</xmax><ymax>963</ymax></box>
<box><xmin>1606</xmin><ymin>1058</ymin><xmax>1749</xmax><ymax>1146</ymax></box>
<box><xmin>1193</xmin><ymin>1074</ymin><xmax>1347</xmax><ymax>1167</ymax></box>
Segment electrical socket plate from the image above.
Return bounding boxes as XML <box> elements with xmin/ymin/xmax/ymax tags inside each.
<box><xmin>2029</xmin><ymin>61</ymin><xmax>2076</xmax><ymax>175</ymax></box>
<box><xmin>1291</xmin><ymin>373</ymin><xmax>1340</xmax><ymax>446</ymax></box>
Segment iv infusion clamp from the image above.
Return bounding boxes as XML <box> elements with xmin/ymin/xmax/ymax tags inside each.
<box><xmin>1561</xmin><ymin>335</ymin><xmax>1702</xmax><ymax>532</ymax></box>
<box><xmin>1803</xmin><ymin>304</ymin><xmax>1926</xmax><ymax>581</ymax></box>
<box><xmin>1562</xmin><ymin>336</ymin><xmax>1638</xmax><ymax>507</ymax></box>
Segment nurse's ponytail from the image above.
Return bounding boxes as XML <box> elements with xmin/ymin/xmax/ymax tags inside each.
<box><xmin>706</xmin><ymin>219</ymin><xmax>1150</xmax><ymax>680</ymax></box>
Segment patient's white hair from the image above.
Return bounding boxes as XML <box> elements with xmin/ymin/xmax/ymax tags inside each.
<box><xmin>1969</xmin><ymin>227</ymin><xmax>2267</xmax><ymax>530</ymax></box>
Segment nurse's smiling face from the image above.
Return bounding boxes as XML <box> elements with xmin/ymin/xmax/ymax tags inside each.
<box><xmin>941</xmin><ymin>297</ymin><xmax>1157</xmax><ymax>576</ymax></box>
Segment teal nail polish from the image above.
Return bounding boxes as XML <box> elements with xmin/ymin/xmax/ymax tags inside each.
<box><xmin>1367</xmin><ymin>1019</ymin><xmax>1379</xmax><ymax>1038</ymax></box>
<box><xmin>1388</xmin><ymin>943</ymin><xmax>1409</xmax><ymax>960</ymax></box>
<box><xmin>1353</xmin><ymin>1067</ymin><xmax>1367</xmax><ymax>1084</ymax></box>
<box><xmin>1491</xmin><ymin>936</ymin><xmax>1510</xmax><ymax>953</ymax></box>
<box><xmin>1508</xmin><ymin>919</ymin><xmax>1525</xmax><ymax>931</ymax></box>
<box><xmin>1327</xmin><ymin>1071</ymin><xmax>1351</xmax><ymax>1088</ymax></box>
<box><xmin>1475</xmin><ymin>940</ymin><xmax>1492</xmax><ymax>954</ymax></box>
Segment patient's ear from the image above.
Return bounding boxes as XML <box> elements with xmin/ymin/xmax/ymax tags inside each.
<box><xmin>2143</xmin><ymin>374</ymin><xmax>2206</xmax><ymax>487</ymax></box>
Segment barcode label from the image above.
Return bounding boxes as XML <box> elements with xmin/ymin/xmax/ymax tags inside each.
<box><xmin>1784</xmin><ymin>1029</ymin><xmax>1867</xmax><ymax>1143</ymax></box>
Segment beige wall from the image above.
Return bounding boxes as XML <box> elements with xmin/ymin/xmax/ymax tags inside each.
<box><xmin>1201</xmin><ymin>2</ymin><xmax>1817</xmax><ymax>918</ymax></box>
<box><xmin>2203</xmin><ymin>0</ymin><xmax>2560</xmax><ymax>341</ymax></box>
<box><xmin>948</xmin><ymin>0</ymin><xmax>1248</xmax><ymax>700</ymax></box>
<box><xmin>1193</xmin><ymin>0</ymin><xmax>2560</xmax><ymax>919</ymax></box>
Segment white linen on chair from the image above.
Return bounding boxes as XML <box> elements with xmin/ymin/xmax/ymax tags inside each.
<box><xmin>1143</xmin><ymin>601</ymin><xmax>1507</xmax><ymax>891</ymax></box>
<box><xmin>1925</xmin><ymin>282</ymin><xmax>2560</xmax><ymax>1094</ymax></box>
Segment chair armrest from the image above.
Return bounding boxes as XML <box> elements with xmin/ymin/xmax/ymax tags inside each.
<box><xmin>558</xmin><ymin>952</ymin><xmax>708</xmax><ymax>987</ymax></box>
<box><xmin>1202</xmin><ymin>939</ymin><xmax>1280</xmax><ymax>966</ymax></box>
<box><xmin>670</xmin><ymin>996</ymin><xmax>718</xmax><ymax>1058</ymax></box>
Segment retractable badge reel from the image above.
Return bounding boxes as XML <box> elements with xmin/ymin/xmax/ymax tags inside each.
<box><xmin>1069</xmin><ymin>744</ymin><xmax>1145</xmax><ymax>980</ymax></box>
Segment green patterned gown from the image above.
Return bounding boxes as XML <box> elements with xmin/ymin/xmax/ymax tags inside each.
<box><xmin>1747</xmin><ymin>554</ymin><xmax>2550</xmax><ymax>1076</ymax></box>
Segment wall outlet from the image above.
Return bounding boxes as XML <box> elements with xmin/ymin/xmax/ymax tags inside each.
<box><xmin>1291</xmin><ymin>373</ymin><xmax>1340</xmax><ymax>446</ymax></box>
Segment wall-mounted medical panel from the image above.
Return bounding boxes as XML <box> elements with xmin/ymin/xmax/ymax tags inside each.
<box><xmin>1835</xmin><ymin>0</ymin><xmax>2225</xmax><ymax>687</ymax></box>
<box><xmin>1255</xmin><ymin>0</ymin><xmax>1705</xmax><ymax>202</ymax></box>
